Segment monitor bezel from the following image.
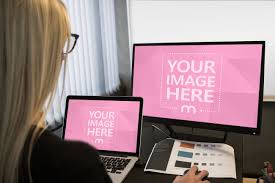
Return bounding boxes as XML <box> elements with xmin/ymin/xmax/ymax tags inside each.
<box><xmin>63</xmin><ymin>95</ymin><xmax>144</xmax><ymax>157</ymax></box>
<box><xmin>131</xmin><ymin>41</ymin><xmax>265</xmax><ymax>135</ymax></box>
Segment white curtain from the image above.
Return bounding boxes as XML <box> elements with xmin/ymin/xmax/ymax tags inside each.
<box><xmin>46</xmin><ymin>0</ymin><xmax>120</xmax><ymax>126</ymax></box>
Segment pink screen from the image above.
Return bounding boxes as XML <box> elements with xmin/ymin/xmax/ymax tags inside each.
<box><xmin>64</xmin><ymin>99</ymin><xmax>141</xmax><ymax>153</ymax></box>
<box><xmin>133</xmin><ymin>44</ymin><xmax>263</xmax><ymax>128</ymax></box>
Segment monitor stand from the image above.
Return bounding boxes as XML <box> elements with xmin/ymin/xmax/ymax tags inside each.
<box><xmin>162</xmin><ymin>124</ymin><xmax>228</xmax><ymax>143</ymax></box>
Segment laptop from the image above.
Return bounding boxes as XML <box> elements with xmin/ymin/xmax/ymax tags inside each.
<box><xmin>62</xmin><ymin>96</ymin><xmax>143</xmax><ymax>183</ymax></box>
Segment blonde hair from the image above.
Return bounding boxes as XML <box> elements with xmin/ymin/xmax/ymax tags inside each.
<box><xmin>0</xmin><ymin>0</ymin><xmax>70</xmax><ymax>182</ymax></box>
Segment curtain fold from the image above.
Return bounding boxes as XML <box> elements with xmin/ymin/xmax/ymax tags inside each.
<box><xmin>46</xmin><ymin>0</ymin><xmax>120</xmax><ymax>126</ymax></box>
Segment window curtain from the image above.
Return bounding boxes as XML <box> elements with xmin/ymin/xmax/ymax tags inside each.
<box><xmin>46</xmin><ymin>0</ymin><xmax>120</xmax><ymax>127</ymax></box>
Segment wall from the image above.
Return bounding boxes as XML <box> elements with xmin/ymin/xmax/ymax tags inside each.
<box><xmin>128</xmin><ymin>0</ymin><xmax>275</xmax><ymax>100</ymax></box>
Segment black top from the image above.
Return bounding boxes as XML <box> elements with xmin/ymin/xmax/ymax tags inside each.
<box><xmin>20</xmin><ymin>129</ymin><xmax>112</xmax><ymax>183</ymax></box>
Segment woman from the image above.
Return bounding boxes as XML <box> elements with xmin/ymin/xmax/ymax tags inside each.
<box><xmin>0</xmin><ymin>0</ymin><xmax>209</xmax><ymax>182</ymax></box>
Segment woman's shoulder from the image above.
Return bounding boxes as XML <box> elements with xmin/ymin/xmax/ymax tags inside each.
<box><xmin>26</xmin><ymin>129</ymin><xmax>112</xmax><ymax>183</ymax></box>
<box><xmin>33</xmin><ymin>129</ymin><xmax>100</xmax><ymax>160</ymax></box>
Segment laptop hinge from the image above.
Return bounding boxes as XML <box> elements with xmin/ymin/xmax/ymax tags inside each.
<box><xmin>100</xmin><ymin>152</ymin><xmax>129</xmax><ymax>157</ymax></box>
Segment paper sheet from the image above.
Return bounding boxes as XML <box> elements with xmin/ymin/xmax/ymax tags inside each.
<box><xmin>144</xmin><ymin>138</ymin><xmax>236</xmax><ymax>178</ymax></box>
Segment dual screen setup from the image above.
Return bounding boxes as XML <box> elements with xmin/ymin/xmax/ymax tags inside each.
<box><xmin>62</xmin><ymin>41</ymin><xmax>265</xmax><ymax>182</ymax></box>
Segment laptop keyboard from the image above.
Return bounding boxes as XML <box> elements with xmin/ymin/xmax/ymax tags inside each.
<box><xmin>101</xmin><ymin>156</ymin><xmax>131</xmax><ymax>174</ymax></box>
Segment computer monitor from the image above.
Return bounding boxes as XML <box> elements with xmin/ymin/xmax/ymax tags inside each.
<box><xmin>63</xmin><ymin>96</ymin><xmax>143</xmax><ymax>155</ymax></box>
<box><xmin>131</xmin><ymin>41</ymin><xmax>265</xmax><ymax>135</ymax></box>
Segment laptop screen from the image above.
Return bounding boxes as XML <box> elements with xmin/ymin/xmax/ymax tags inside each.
<box><xmin>64</xmin><ymin>98</ymin><xmax>141</xmax><ymax>153</ymax></box>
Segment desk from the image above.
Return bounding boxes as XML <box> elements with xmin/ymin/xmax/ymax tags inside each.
<box><xmin>243</xmin><ymin>102</ymin><xmax>275</xmax><ymax>177</ymax></box>
<box><xmin>125</xmin><ymin>122</ymin><xmax>243</xmax><ymax>183</ymax></box>
<box><xmin>54</xmin><ymin>120</ymin><xmax>243</xmax><ymax>183</ymax></box>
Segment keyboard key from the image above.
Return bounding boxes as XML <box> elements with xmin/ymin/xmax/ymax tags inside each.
<box><xmin>101</xmin><ymin>156</ymin><xmax>131</xmax><ymax>172</ymax></box>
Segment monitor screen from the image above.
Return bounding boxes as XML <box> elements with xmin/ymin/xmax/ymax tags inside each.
<box><xmin>132</xmin><ymin>42</ymin><xmax>264</xmax><ymax>134</ymax></box>
<box><xmin>64</xmin><ymin>99</ymin><xmax>141</xmax><ymax>153</ymax></box>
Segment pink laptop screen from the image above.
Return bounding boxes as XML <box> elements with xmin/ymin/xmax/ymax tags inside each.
<box><xmin>133</xmin><ymin>44</ymin><xmax>263</xmax><ymax>128</ymax></box>
<box><xmin>64</xmin><ymin>99</ymin><xmax>141</xmax><ymax>153</ymax></box>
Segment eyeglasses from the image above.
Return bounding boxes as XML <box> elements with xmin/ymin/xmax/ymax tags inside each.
<box><xmin>63</xmin><ymin>33</ymin><xmax>79</xmax><ymax>54</ymax></box>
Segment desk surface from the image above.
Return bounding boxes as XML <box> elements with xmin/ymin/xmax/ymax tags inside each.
<box><xmin>124</xmin><ymin>122</ymin><xmax>243</xmax><ymax>183</ymax></box>
<box><xmin>55</xmin><ymin>121</ymin><xmax>243</xmax><ymax>183</ymax></box>
<box><xmin>243</xmin><ymin>102</ymin><xmax>275</xmax><ymax>177</ymax></box>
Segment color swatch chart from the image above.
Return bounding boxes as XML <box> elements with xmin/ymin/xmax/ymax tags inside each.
<box><xmin>145</xmin><ymin>138</ymin><xmax>236</xmax><ymax>178</ymax></box>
